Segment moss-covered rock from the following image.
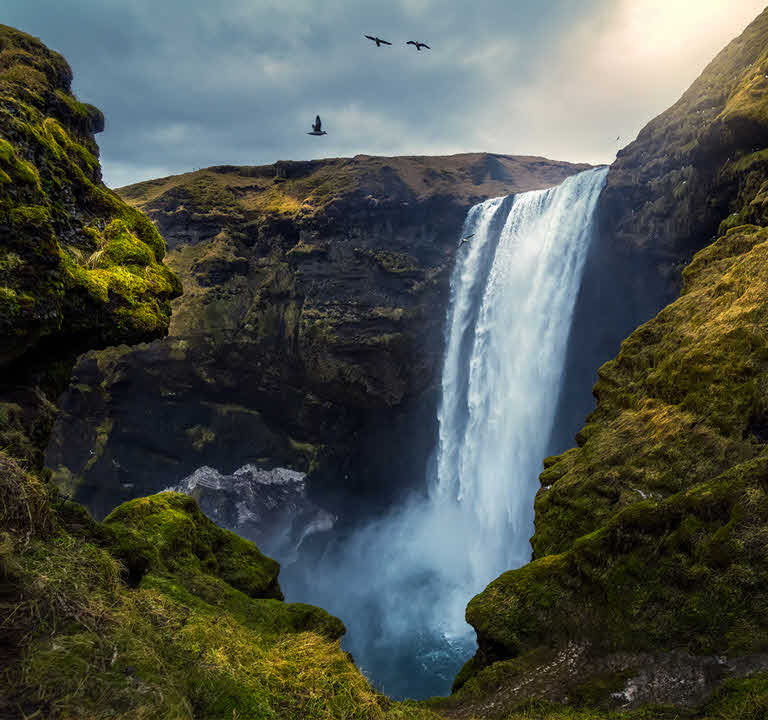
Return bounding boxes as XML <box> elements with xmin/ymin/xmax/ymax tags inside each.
<box><xmin>103</xmin><ymin>491</ymin><xmax>283</xmax><ymax>600</ymax></box>
<box><xmin>0</xmin><ymin>24</ymin><xmax>181</xmax><ymax>468</ymax></box>
<box><xmin>600</xmin><ymin>7</ymin><xmax>768</xmax><ymax>269</ymax></box>
<box><xmin>533</xmin><ymin>224</ymin><xmax>768</xmax><ymax>556</ymax></box>
<box><xmin>458</xmin><ymin>217</ymin><xmax>768</xmax><ymax>716</ymax></box>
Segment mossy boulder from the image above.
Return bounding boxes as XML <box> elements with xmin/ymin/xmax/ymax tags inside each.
<box><xmin>103</xmin><ymin>491</ymin><xmax>283</xmax><ymax>600</ymax></box>
<box><xmin>469</xmin><ymin>455</ymin><xmax>768</xmax><ymax>659</ymax></box>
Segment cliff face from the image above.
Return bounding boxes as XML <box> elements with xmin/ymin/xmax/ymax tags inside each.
<box><xmin>0</xmin><ymin>24</ymin><xmax>181</xmax><ymax>469</ymax></box>
<box><xmin>601</xmin><ymin>5</ymin><xmax>768</xmax><ymax>261</ymax></box>
<box><xmin>46</xmin><ymin>154</ymin><xmax>589</xmax><ymax>518</ymax></box>
<box><xmin>554</xmin><ymin>6</ymin><xmax>768</xmax><ymax>458</ymax></box>
<box><xmin>456</xmin><ymin>10</ymin><xmax>768</xmax><ymax>715</ymax></box>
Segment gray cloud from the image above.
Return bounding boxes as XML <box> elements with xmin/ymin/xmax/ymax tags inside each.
<box><xmin>3</xmin><ymin>0</ymin><xmax>766</xmax><ymax>187</ymax></box>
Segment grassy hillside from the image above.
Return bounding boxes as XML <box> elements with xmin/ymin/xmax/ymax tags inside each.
<box><xmin>1</xmin><ymin>478</ymin><xmax>442</xmax><ymax>719</ymax></box>
<box><xmin>455</xmin><ymin>9</ymin><xmax>768</xmax><ymax>713</ymax></box>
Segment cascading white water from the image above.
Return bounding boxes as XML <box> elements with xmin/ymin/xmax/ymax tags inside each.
<box><xmin>433</xmin><ymin>166</ymin><xmax>609</xmax><ymax>591</ymax></box>
<box><xmin>281</xmin><ymin>166</ymin><xmax>609</xmax><ymax>699</ymax></box>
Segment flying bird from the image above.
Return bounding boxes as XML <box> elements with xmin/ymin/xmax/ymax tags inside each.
<box><xmin>307</xmin><ymin>115</ymin><xmax>327</xmax><ymax>136</ymax></box>
<box><xmin>458</xmin><ymin>233</ymin><xmax>474</xmax><ymax>247</ymax></box>
<box><xmin>406</xmin><ymin>41</ymin><xmax>431</xmax><ymax>51</ymax></box>
<box><xmin>365</xmin><ymin>35</ymin><xmax>392</xmax><ymax>47</ymax></box>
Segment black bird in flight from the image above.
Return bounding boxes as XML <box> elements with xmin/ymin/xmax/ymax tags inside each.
<box><xmin>406</xmin><ymin>41</ymin><xmax>431</xmax><ymax>51</ymax></box>
<box><xmin>365</xmin><ymin>35</ymin><xmax>392</xmax><ymax>47</ymax></box>
<box><xmin>458</xmin><ymin>233</ymin><xmax>475</xmax><ymax>247</ymax></box>
<box><xmin>307</xmin><ymin>115</ymin><xmax>327</xmax><ymax>136</ymax></box>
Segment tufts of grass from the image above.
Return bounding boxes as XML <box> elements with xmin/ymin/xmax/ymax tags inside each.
<box><xmin>0</xmin><ymin>470</ymin><xmax>441</xmax><ymax>720</ymax></box>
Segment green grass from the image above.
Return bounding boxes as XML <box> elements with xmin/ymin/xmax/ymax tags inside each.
<box><xmin>0</xmin><ymin>454</ymin><xmax>442</xmax><ymax>720</ymax></box>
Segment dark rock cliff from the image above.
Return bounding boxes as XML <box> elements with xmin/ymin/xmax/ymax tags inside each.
<box><xmin>553</xmin><ymin>6</ymin><xmax>768</xmax><ymax>457</ymax></box>
<box><xmin>47</xmin><ymin>154</ymin><xmax>589</xmax><ymax>519</ymax></box>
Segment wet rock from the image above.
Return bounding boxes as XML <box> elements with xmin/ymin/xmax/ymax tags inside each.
<box><xmin>167</xmin><ymin>464</ymin><xmax>335</xmax><ymax>562</ymax></box>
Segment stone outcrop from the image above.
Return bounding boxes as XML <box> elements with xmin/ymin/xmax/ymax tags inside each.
<box><xmin>166</xmin><ymin>464</ymin><xmax>336</xmax><ymax>562</ymax></box>
<box><xmin>47</xmin><ymin>153</ymin><xmax>589</xmax><ymax>518</ymax></box>
<box><xmin>0</xmin><ymin>24</ymin><xmax>181</xmax><ymax>469</ymax></box>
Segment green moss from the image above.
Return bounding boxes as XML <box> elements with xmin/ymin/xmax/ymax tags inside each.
<box><xmin>2</xmin><ymin>462</ymin><xmax>442</xmax><ymax>720</ymax></box>
<box><xmin>286</xmin><ymin>241</ymin><xmax>328</xmax><ymax>257</ymax></box>
<box><xmin>532</xmin><ymin>225</ymin><xmax>768</xmax><ymax>558</ymax></box>
<box><xmin>465</xmin><ymin>453</ymin><xmax>768</xmax><ymax>689</ymax></box>
<box><xmin>99</xmin><ymin>218</ymin><xmax>156</xmax><ymax>265</ymax></box>
<box><xmin>0</xmin><ymin>285</ymin><xmax>19</xmax><ymax>315</ymax></box>
<box><xmin>356</xmin><ymin>248</ymin><xmax>422</xmax><ymax>275</ymax></box>
<box><xmin>9</xmin><ymin>203</ymin><xmax>51</xmax><ymax>228</ymax></box>
<box><xmin>702</xmin><ymin>673</ymin><xmax>768</xmax><ymax>720</ymax></box>
<box><xmin>103</xmin><ymin>492</ymin><xmax>282</xmax><ymax>600</ymax></box>
<box><xmin>0</xmin><ymin>136</ymin><xmax>40</xmax><ymax>187</ymax></box>
<box><xmin>141</xmin><ymin>571</ymin><xmax>345</xmax><ymax>641</ymax></box>
<box><xmin>0</xmin><ymin>24</ymin><xmax>180</xmax><ymax>383</ymax></box>
<box><xmin>186</xmin><ymin>424</ymin><xmax>216</xmax><ymax>450</ymax></box>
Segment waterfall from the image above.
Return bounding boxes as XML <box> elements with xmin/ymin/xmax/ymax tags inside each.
<box><xmin>281</xmin><ymin>166</ymin><xmax>609</xmax><ymax>699</ymax></box>
<box><xmin>433</xmin><ymin>165</ymin><xmax>609</xmax><ymax>588</ymax></box>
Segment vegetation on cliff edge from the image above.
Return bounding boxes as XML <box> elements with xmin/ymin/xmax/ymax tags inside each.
<box><xmin>455</xmin><ymin>228</ymin><xmax>768</xmax><ymax>712</ymax></box>
<box><xmin>0</xmin><ymin>24</ymin><xmax>182</xmax><ymax>468</ymax></box>
<box><xmin>0</xmin><ymin>24</ymin><xmax>181</xmax><ymax>360</ymax></box>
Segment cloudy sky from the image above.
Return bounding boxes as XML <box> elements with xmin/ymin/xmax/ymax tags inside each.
<box><xmin>4</xmin><ymin>0</ymin><xmax>766</xmax><ymax>187</ymax></box>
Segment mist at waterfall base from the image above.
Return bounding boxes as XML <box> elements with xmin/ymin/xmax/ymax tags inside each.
<box><xmin>282</xmin><ymin>167</ymin><xmax>609</xmax><ymax>698</ymax></box>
